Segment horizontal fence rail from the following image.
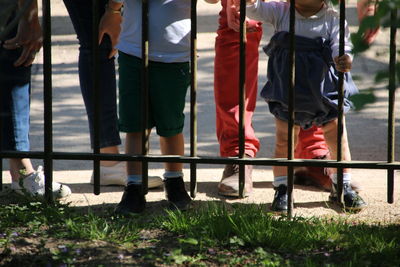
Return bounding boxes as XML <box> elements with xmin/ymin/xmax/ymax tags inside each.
<box><xmin>0</xmin><ymin>0</ymin><xmax>398</xmax><ymax>214</ymax></box>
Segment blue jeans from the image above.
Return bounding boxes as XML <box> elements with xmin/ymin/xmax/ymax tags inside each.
<box><xmin>63</xmin><ymin>0</ymin><xmax>121</xmax><ymax>148</ymax></box>
<box><xmin>0</xmin><ymin>16</ymin><xmax>31</xmax><ymax>152</ymax></box>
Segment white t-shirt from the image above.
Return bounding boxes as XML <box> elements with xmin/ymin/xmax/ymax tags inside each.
<box><xmin>117</xmin><ymin>0</ymin><xmax>191</xmax><ymax>63</ymax></box>
<box><xmin>247</xmin><ymin>0</ymin><xmax>352</xmax><ymax>59</ymax></box>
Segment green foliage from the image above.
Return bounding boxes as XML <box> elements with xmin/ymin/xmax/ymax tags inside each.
<box><xmin>159</xmin><ymin>203</ymin><xmax>400</xmax><ymax>265</ymax></box>
<box><xmin>349</xmin><ymin>89</ymin><xmax>376</xmax><ymax>110</ymax></box>
<box><xmin>374</xmin><ymin>62</ymin><xmax>400</xmax><ymax>84</ymax></box>
<box><xmin>349</xmin><ymin>0</ymin><xmax>400</xmax><ymax>110</ymax></box>
<box><xmin>1</xmin><ymin>201</ymin><xmax>400</xmax><ymax>266</ymax></box>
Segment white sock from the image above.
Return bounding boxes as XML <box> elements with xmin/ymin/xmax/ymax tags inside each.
<box><xmin>330</xmin><ymin>173</ymin><xmax>351</xmax><ymax>184</ymax></box>
<box><xmin>127</xmin><ymin>174</ymin><xmax>142</xmax><ymax>185</ymax></box>
<box><xmin>163</xmin><ymin>171</ymin><xmax>184</xmax><ymax>180</ymax></box>
<box><xmin>273</xmin><ymin>176</ymin><xmax>287</xmax><ymax>187</ymax></box>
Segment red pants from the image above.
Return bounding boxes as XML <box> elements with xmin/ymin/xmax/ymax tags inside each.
<box><xmin>214</xmin><ymin>27</ymin><xmax>262</xmax><ymax>157</ymax></box>
<box><xmin>214</xmin><ymin>1</ymin><xmax>328</xmax><ymax>159</ymax></box>
<box><xmin>295</xmin><ymin>126</ymin><xmax>329</xmax><ymax>159</ymax></box>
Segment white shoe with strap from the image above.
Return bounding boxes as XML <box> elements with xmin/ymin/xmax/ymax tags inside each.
<box><xmin>11</xmin><ymin>166</ymin><xmax>72</xmax><ymax>199</ymax></box>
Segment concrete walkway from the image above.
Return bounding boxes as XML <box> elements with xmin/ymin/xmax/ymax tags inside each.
<box><xmin>1</xmin><ymin>0</ymin><xmax>399</xmax><ymax>223</ymax></box>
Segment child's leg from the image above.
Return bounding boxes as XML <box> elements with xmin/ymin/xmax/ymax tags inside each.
<box><xmin>295</xmin><ymin>126</ymin><xmax>329</xmax><ymax>159</ymax></box>
<box><xmin>215</xmin><ymin>28</ymin><xmax>261</xmax><ymax>197</ymax></box>
<box><xmin>271</xmin><ymin>118</ymin><xmax>300</xmax><ymax>212</ymax></box>
<box><xmin>321</xmin><ymin>118</ymin><xmax>366</xmax><ymax>210</ymax></box>
<box><xmin>159</xmin><ymin>133</ymin><xmax>191</xmax><ymax>210</ymax></box>
<box><xmin>125</xmin><ymin>131</ymin><xmax>151</xmax><ymax>183</ymax></box>
<box><xmin>9</xmin><ymin>159</ymin><xmax>34</xmax><ymax>182</ymax></box>
<box><xmin>294</xmin><ymin>126</ymin><xmax>332</xmax><ymax>190</ymax></box>
<box><xmin>321</xmin><ymin>118</ymin><xmax>351</xmax><ymax>177</ymax></box>
<box><xmin>114</xmin><ymin>131</ymin><xmax>148</xmax><ymax>215</ymax></box>
<box><xmin>214</xmin><ymin>29</ymin><xmax>261</xmax><ymax>159</ymax></box>
<box><xmin>273</xmin><ymin>118</ymin><xmax>300</xmax><ymax>180</ymax></box>
<box><xmin>160</xmin><ymin>133</ymin><xmax>184</xmax><ymax>172</ymax></box>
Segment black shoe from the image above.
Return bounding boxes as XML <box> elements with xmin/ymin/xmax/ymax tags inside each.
<box><xmin>329</xmin><ymin>183</ymin><xmax>367</xmax><ymax>211</ymax></box>
<box><xmin>271</xmin><ymin>184</ymin><xmax>288</xmax><ymax>212</ymax></box>
<box><xmin>164</xmin><ymin>177</ymin><xmax>192</xmax><ymax>211</ymax></box>
<box><xmin>114</xmin><ymin>184</ymin><xmax>146</xmax><ymax>215</ymax></box>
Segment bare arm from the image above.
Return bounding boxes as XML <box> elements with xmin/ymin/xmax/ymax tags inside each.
<box><xmin>204</xmin><ymin>0</ymin><xmax>220</xmax><ymax>3</ymax></box>
<box><xmin>99</xmin><ymin>0</ymin><xmax>123</xmax><ymax>58</ymax></box>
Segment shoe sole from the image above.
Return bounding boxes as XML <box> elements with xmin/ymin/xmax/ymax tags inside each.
<box><xmin>12</xmin><ymin>188</ymin><xmax>71</xmax><ymax>199</ymax></box>
<box><xmin>218</xmin><ymin>190</ymin><xmax>251</xmax><ymax>198</ymax></box>
<box><xmin>147</xmin><ymin>177</ymin><xmax>164</xmax><ymax>189</ymax></box>
<box><xmin>114</xmin><ymin>208</ymin><xmax>144</xmax><ymax>216</ymax></box>
<box><xmin>90</xmin><ymin>176</ymin><xmax>163</xmax><ymax>188</ymax></box>
<box><xmin>270</xmin><ymin>209</ymin><xmax>288</xmax><ymax>214</ymax></box>
<box><xmin>329</xmin><ymin>196</ymin><xmax>367</xmax><ymax>212</ymax></box>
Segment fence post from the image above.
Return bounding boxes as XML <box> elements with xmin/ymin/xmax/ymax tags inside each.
<box><xmin>42</xmin><ymin>0</ymin><xmax>54</xmax><ymax>203</ymax></box>
<box><xmin>387</xmin><ymin>7</ymin><xmax>397</xmax><ymax>204</ymax></box>
<box><xmin>190</xmin><ymin>0</ymin><xmax>198</xmax><ymax>198</ymax></box>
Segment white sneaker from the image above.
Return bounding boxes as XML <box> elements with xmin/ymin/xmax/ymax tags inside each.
<box><xmin>90</xmin><ymin>162</ymin><xmax>163</xmax><ymax>188</ymax></box>
<box><xmin>11</xmin><ymin>166</ymin><xmax>72</xmax><ymax>199</ymax></box>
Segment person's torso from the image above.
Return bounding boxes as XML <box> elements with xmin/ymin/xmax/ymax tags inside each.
<box><xmin>264</xmin><ymin>2</ymin><xmax>337</xmax><ymax>40</ymax></box>
<box><xmin>218</xmin><ymin>0</ymin><xmax>261</xmax><ymax>32</ymax></box>
<box><xmin>118</xmin><ymin>0</ymin><xmax>191</xmax><ymax>63</ymax></box>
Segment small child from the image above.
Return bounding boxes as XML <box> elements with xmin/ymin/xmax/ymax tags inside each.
<box><xmin>206</xmin><ymin>0</ymin><xmax>334</xmax><ymax>198</ymax></box>
<box><xmin>229</xmin><ymin>0</ymin><xmax>366</xmax><ymax>211</ymax></box>
<box><xmin>109</xmin><ymin>0</ymin><xmax>192</xmax><ymax>214</ymax></box>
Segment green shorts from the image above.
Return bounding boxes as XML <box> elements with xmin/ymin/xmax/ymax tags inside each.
<box><xmin>118</xmin><ymin>52</ymin><xmax>190</xmax><ymax>137</ymax></box>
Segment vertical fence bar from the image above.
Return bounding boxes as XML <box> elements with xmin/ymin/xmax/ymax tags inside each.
<box><xmin>0</xmin><ymin>158</ymin><xmax>2</xmax><ymax>191</ymax></box>
<box><xmin>92</xmin><ymin>0</ymin><xmax>101</xmax><ymax>195</ymax></box>
<box><xmin>387</xmin><ymin>8</ymin><xmax>397</xmax><ymax>204</ymax></box>
<box><xmin>0</xmin><ymin>66</ymin><xmax>2</xmax><ymax>191</ymax></box>
<box><xmin>238</xmin><ymin>0</ymin><xmax>246</xmax><ymax>198</ymax></box>
<box><xmin>336</xmin><ymin>0</ymin><xmax>346</xmax><ymax>205</ymax></box>
<box><xmin>141</xmin><ymin>0</ymin><xmax>149</xmax><ymax>194</ymax></box>
<box><xmin>190</xmin><ymin>0</ymin><xmax>198</xmax><ymax>198</ymax></box>
<box><xmin>287</xmin><ymin>0</ymin><xmax>296</xmax><ymax>218</ymax></box>
<box><xmin>42</xmin><ymin>0</ymin><xmax>53</xmax><ymax>203</ymax></box>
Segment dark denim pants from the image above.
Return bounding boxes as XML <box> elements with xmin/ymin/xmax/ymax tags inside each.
<box><xmin>0</xmin><ymin>18</ymin><xmax>31</xmax><ymax>152</ymax></box>
<box><xmin>63</xmin><ymin>0</ymin><xmax>121</xmax><ymax>148</ymax></box>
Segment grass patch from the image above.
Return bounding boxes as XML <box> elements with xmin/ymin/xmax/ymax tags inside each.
<box><xmin>0</xmin><ymin>194</ymin><xmax>399</xmax><ymax>266</ymax></box>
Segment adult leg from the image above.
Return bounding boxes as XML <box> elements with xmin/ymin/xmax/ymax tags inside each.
<box><xmin>62</xmin><ymin>0</ymin><xmax>121</xmax><ymax>159</ymax></box>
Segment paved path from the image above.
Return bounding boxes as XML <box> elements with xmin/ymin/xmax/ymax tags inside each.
<box><xmin>1</xmin><ymin>0</ymin><xmax>399</xmax><ymax>223</ymax></box>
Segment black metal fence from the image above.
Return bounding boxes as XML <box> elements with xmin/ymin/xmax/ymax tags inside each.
<box><xmin>0</xmin><ymin>0</ymin><xmax>398</xmax><ymax>217</ymax></box>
